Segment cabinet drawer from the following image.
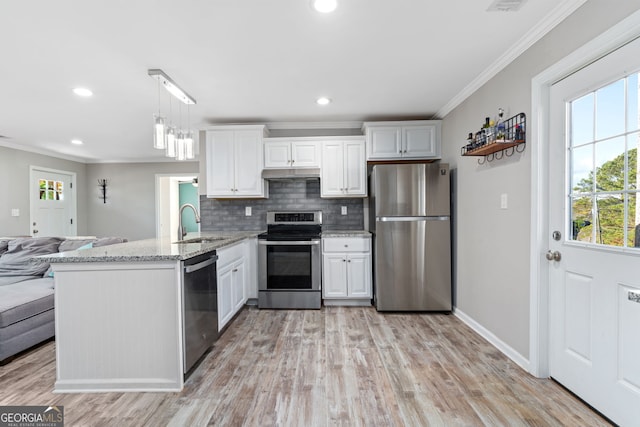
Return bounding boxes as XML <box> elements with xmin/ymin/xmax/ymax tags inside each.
<box><xmin>323</xmin><ymin>238</ymin><xmax>370</xmax><ymax>253</ymax></box>
<box><xmin>217</xmin><ymin>241</ymin><xmax>245</xmax><ymax>266</ymax></box>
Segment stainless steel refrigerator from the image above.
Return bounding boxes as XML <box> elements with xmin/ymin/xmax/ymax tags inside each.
<box><xmin>369</xmin><ymin>163</ymin><xmax>451</xmax><ymax>311</ymax></box>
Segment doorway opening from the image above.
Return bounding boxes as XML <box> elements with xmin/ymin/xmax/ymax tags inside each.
<box><xmin>155</xmin><ymin>173</ymin><xmax>199</xmax><ymax>239</ymax></box>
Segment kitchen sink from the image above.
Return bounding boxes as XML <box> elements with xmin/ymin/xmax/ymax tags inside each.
<box><xmin>174</xmin><ymin>237</ymin><xmax>227</xmax><ymax>244</ymax></box>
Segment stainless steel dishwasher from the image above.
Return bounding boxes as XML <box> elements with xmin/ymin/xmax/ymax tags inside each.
<box><xmin>182</xmin><ymin>252</ymin><xmax>218</xmax><ymax>374</ymax></box>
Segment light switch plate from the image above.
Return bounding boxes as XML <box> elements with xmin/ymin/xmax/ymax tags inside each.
<box><xmin>245</xmin><ymin>207</ymin><xmax>252</xmax><ymax>216</ymax></box>
<box><xmin>341</xmin><ymin>206</ymin><xmax>348</xmax><ymax>215</ymax></box>
<box><xmin>11</xmin><ymin>208</ymin><xmax>20</xmax><ymax>217</ymax></box>
<box><xmin>500</xmin><ymin>194</ymin><xmax>508</xmax><ymax>209</ymax></box>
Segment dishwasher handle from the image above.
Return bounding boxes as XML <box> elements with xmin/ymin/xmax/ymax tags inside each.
<box><xmin>184</xmin><ymin>255</ymin><xmax>218</xmax><ymax>273</ymax></box>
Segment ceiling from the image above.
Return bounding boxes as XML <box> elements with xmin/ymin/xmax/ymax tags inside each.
<box><xmin>0</xmin><ymin>0</ymin><xmax>584</xmax><ymax>163</ymax></box>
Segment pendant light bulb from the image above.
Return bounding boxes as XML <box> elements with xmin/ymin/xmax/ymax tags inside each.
<box><xmin>153</xmin><ymin>115</ymin><xmax>166</xmax><ymax>149</ymax></box>
<box><xmin>165</xmin><ymin>126</ymin><xmax>177</xmax><ymax>158</ymax></box>
<box><xmin>176</xmin><ymin>130</ymin><xmax>187</xmax><ymax>161</ymax></box>
<box><xmin>184</xmin><ymin>130</ymin><xmax>195</xmax><ymax>160</ymax></box>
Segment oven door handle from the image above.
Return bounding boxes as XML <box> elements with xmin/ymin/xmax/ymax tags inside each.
<box><xmin>258</xmin><ymin>240</ymin><xmax>320</xmax><ymax>246</ymax></box>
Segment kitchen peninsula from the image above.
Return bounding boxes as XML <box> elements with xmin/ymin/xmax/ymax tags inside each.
<box><xmin>40</xmin><ymin>232</ymin><xmax>259</xmax><ymax>393</ymax></box>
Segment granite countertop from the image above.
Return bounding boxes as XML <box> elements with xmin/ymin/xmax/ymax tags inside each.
<box><xmin>321</xmin><ymin>230</ymin><xmax>371</xmax><ymax>237</ymax></box>
<box><xmin>38</xmin><ymin>231</ymin><xmax>263</xmax><ymax>264</ymax></box>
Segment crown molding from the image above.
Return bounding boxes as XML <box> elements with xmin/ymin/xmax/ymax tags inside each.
<box><xmin>0</xmin><ymin>140</ymin><xmax>89</xmax><ymax>164</ymax></box>
<box><xmin>265</xmin><ymin>121</ymin><xmax>363</xmax><ymax>130</ymax></box>
<box><xmin>435</xmin><ymin>0</ymin><xmax>588</xmax><ymax>119</ymax></box>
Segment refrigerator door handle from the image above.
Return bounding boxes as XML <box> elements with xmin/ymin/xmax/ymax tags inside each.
<box><xmin>377</xmin><ymin>216</ymin><xmax>449</xmax><ymax>222</ymax></box>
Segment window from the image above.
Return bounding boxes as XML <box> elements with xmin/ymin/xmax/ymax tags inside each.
<box><xmin>39</xmin><ymin>179</ymin><xmax>64</xmax><ymax>201</ymax></box>
<box><xmin>569</xmin><ymin>73</ymin><xmax>639</xmax><ymax>248</ymax></box>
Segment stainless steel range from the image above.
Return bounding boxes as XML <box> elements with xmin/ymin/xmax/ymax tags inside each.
<box><xmin>258</xmin><ymin>211</ymin><xmax>322</xmax><ymax>309</ymax></box>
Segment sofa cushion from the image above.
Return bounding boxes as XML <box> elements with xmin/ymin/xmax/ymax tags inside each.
<box><xmin>0</xmin><ymin>240</ymin><xmax>9</xmax><ymax>256</ymax></box>
<box><xmin>58</xmin><ymin>239</ymin><xmax>96</xmax><ymax>252</ymax></box>
<box><xmin>93</xmin><ymin>237</ymin><xmax>127</xmax><ymax>247</ymax></box>
<box><xmin>0</xmin><ymin>277</ymin><xmax>54</xmax><ymax>328</ymax></box>
<box><xmin>0</xmin><ymin>276</ymin><xmax>34</xmax><ymax>286</ymax></box>
<box><xmin>0</xmin><ymin>237</ymin><xmax>63</xmax><ymax>277</ymax></box>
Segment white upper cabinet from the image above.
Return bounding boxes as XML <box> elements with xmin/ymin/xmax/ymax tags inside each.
<box><xmin>320</xmin><ymin>138</ymin><xmax>366</xmax><ymax>198</ymax></box>
<box><xmin>206</xmin><ymin>125</ymin><xmax>268</xmax><ymax>198</ymax></box>
<box><xmin>363</xmin><ymin>120</ymin><xmax>441</xmax><ymax>160</ymax></box>
<box><xmin>263</xmin><ymin>138</ymin><xmax>320</xmax><ymax>169</ymax></box>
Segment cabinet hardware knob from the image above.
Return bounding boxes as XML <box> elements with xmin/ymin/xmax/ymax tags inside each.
<box><xmin>348</xmin><ymin>260</ymin><xmax>351</xmax><ymax>262</ymax></box>
<box><xmin>343</xmin><ymin>259</ymin><xmax>346</xmax><ymax>262</ymax></box>
<box><xmin>232</xmin><ymin>268</ymin><xmax>238</xmax><ymax>272</ymax></box>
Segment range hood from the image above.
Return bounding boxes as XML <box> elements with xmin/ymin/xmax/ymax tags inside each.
<box><xmin>262</xmin><ymin>168</ymin><xmax>321</xmax><ymax>180</ymax></box>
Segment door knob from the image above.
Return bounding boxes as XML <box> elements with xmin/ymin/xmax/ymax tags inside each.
<box><xmin>546</xmin><ymin>250</ymin><xmax>561</xmax><ymax>261</ymax></box>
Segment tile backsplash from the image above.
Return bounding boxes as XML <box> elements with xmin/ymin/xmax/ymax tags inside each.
<box><xmin>200</xmin><ymin>179</ymin><xmax>364</xmax><ymax>231</ymax></box>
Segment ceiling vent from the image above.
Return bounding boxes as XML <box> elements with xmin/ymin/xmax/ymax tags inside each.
<box><xmin>487</xmin><ymin>0</ymin><xmax>528</xmax><ymax>12</ymax></box>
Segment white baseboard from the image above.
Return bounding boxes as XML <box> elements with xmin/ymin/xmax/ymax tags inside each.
<box><xmin>454</xmin><ymin>308</ymin><xmax>530</xmax><ymax>372</ymax></box>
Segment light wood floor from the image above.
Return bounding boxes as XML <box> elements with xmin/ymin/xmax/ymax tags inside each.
<box><xmin>0</xmin><ymin>307</ymin><xmax>610</xmax><ymax>426</ymax></box>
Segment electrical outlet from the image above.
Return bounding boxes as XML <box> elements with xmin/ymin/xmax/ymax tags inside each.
<box><xmin>11</xmin><ymin>209</ymin><xmax>20</xmax><ymax>217</ymax></box>
<box><xmin>245</xmin><ymin>207</ymin><xmax>252</xmax><ymax>216</ymax></box>
<box><xmin>500</xmin><ymin>193</ymin><xmax>508</xmax><ymax>209</ymax></box>
<box><xmin>341</xmin><ymin>206</ymin><xmax>348</xmax><ymax>215</ymax></box>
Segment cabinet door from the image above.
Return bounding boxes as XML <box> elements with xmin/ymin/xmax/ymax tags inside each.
<box><xmin>264</xmin><ymin>141</ymin><xmax>291</xmax><ymax>168</ymax></box>
<box><xmin>232</xmin><ymin>260</ymin><xmax>246</xmax><ymax>313</ymax></box>
<box><xmin>322</xmin><ymin>254</ymin><xmax>348</xmax><ymax>298</ymax></box>
<box><xmin>206</xmin><ymin>131</ymin><xmax>235</xmax><ymax>197</ymax></box>
<box><xmin>234</xmin><ymin>130</ymin><xmax>265</xmax><ymax>196</ymax></box>
<box><xmin>366</xmin><ymin>127</ymin><xmax>402</xmax><ymax>159</ymax></box>
<box><xmin>218</xmin><ymin>265</ymin><xmax>234</xmax><ymax>331</ymax></box>
<box><xmin>320</xmin><ymin>141</ymin><xmax>344</xmax><ymax>197</ymax></box>
<box><xmin>291</xmin><ymin>141</ymin><xmax>320</xmax><ymax>168</ymax></box>
<box><xmin>343</xmin><ymin>140</ymin><xmax>367</xmax><ymax>196</ymax></box>
<box><xmin>347</xmin><ymin>254</ymin><xmax>372</xmax><ymax>298</ymax></box>
<box><xmin>403</xmin><ymin>126</ymin><xmax>437</xmax><ymax>158</ymax></box>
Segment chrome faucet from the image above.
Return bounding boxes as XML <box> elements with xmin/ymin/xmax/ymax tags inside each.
<box><xmin>178</xmin><ymin>203</ymin><xmax>201</xmax><ymax>241</ymax></box>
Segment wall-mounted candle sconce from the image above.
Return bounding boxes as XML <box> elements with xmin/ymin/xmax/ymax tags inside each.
<box><xmin>98</xmin><ymin>179</ymin><xmax>107</xmax><ymax>203</ymax></box>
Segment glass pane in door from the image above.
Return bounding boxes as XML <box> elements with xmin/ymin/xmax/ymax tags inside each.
<box><xmin>567</xmin><ymin>72</ymin><xmax>640</xmax><ymax>250</ymax></box>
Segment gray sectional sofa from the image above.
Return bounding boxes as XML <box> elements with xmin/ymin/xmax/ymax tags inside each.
<box><xmin>0</xmin><ymin>236</ymin><xmax>126</xmax><ymax>364</ymax></box>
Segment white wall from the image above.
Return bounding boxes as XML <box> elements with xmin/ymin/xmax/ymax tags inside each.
<box><xmin>86</xmin><ymin>162</ymin><xmax>198</xmax><ymax>241</ymax></box>
<box><xmin>0</xmin><ymin>146</ymin><xmax>88</xmax><ymax>236</ymax></box>
<box><xmin>441</xmin><ymin>0</ymin><xmax>640</xmax><ymax>359</ymax></box>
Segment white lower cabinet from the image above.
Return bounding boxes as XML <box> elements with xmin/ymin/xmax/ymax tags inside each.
<box><xmin>322</xmin><ymin>236</ymin><xmax>372</xmax><ymax>306</ymax></box>
<box><xmin>217</xmin><ymin>241</ymin><xmax>247</xmax><ymax>331</ymax></box>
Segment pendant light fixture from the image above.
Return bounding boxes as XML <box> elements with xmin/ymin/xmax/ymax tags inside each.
<box><xmin>148</xmin><ymin>69</ymin><xmax>196</xmax><ymax>159</ymax></box>
<box><xmin>165</xmin><ymin>95</ymin><xmax>177</xmax><ymax>158</ymax></box>
<box><xmin>153</xmin><ymin>78</ymin><xmax>166</xmax><ymax>150</ymax></box>
<box><xmin>184</xmin><ymin>104</ymin><xmax>195</xmax><ymax>160</ymax></box>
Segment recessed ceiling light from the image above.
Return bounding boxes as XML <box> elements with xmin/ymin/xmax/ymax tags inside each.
<box><xmin>487</xmin><ymin>0</ymin><xmax>527</xmax><ymax>12</ymax></box>
<box><xmin>313</xmin><ymin>0</ymin><xmax>337</xmax><ymax>13</ymax></box>
<box><xmin>316</xmin><ymin>97</ymin><xmax>331</xmax><ymax>105</ymax></box>
<box><xmin>71</xmin><ymin>139</ymin><xmax>84</xmax><ymax>145</ymax></box>
<box><xmin>73</xmin><ymin>87</ymin><xmax>93</xmax><ymax>97</ymax></box>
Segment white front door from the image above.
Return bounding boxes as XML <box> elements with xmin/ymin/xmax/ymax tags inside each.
<box><xmin>29</xmin><ymin>167</ymin><xmax>76</xmax><ymax>237</ymax></box>
<box><xmin>548</xmin><ymin>37</ymin><xmax>640</xmax><ymax>426</ymax></box>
